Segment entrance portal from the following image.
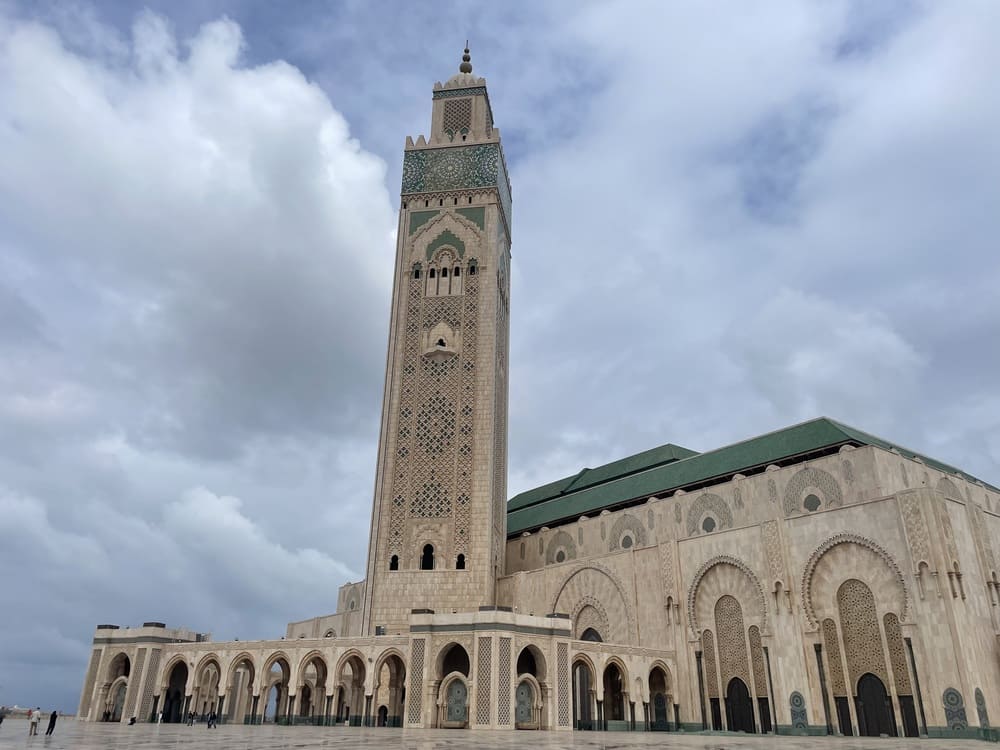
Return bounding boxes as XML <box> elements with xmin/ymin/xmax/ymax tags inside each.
<box><xmin>445</xmin><ymin>680</ymin><xmax>467</xmax><ymax>726</ymax></box>
<box><xmin>856</xmin><ymin>673</ymin><xmax>897</xmax><ymax>737</ymax></box>
<box><xmin>725</xmin><ymin>677</ymin><xmax>755</xmax><ymax>733</ymax></box>
<box><xmin>516</xmin><ymin>680</ymin><xmax>534</xmax><ymax>728</ymax></box>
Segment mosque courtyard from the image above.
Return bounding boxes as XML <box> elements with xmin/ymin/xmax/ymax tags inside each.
<box><xmin>0</xmin><ymin>722</ymin><xmax>990</xmax><ymax>750</ymax></box>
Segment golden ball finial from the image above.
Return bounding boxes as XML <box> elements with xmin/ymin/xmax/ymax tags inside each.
<box><xmin>459</xmin><ymin>43</ymin><xmax>472</xmax><ymax>74</ymax></box>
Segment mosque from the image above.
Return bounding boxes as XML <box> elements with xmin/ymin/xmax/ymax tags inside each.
<box><xmin>78</xmin><ymin>50</ymin><xmax>1000</xmax><ymax>741</ymax></box>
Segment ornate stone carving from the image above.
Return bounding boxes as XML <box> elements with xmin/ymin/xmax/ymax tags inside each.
<box><xmin>899</xmin><ymin>494</ymin><xmax>931</xmax><ymax>568</ymax></box>
<box><xmin>688</xmin><ymin>555</ymin><xmax>768</xmax><ymax>636</ymax></box>
<box><xmin>702</xmin><ymin>630</ymin><xmax>719</xmax><ymax>698</ymax></box>
<box><xmin>842</xmin><ymin>459</ymin><xmax>855</xmax><ymax>484</ymax></box>
<box><xmin>937</xmin><ymin>477</ymin><xmax>964</xmax><ymax>501</ymax></box>
<box><xmin>659</xmin><ymin>543</ymin><xmax>676</xmax><ymax>601</ymax></box>
<box><xmin>552</xmin><ymin>563</ymin><xmax>636</xmax><ymax>644</ymax></box>
<box><xmin>715</xmin><ymin>595</ymin><xmax>751</xmax><ymax>688</ymax></box>
<box><xmin>801</xmin><ymin>533</ymin><xmax>909</xmax><ymax>628</ymax></box>
<box><xmin>686</xmin><ymin>493</ymin><xmax>732</xmax><ymax>536</ymax></box>
<box><xmin>748</xmin><ymin>626</ymin><xmax>767</xmax><ymax>698</ymax></box>
<box><xmin>761</xmin><ymin>521</ymin><xmax>784</xmax><ymax>588</ymax></box>
<box><xmin>883</xmin><ymin>613</ymin><xmax>911</xmax><ymax>694</ymax></box>
<box><xmin>783</xmin><ymin>466</ymin><xmax>843</xmax><ymax>516</ymax></box>
<box><xmin>822</xmin><ymin>619</ymin><xmax>846</xmax><ymax>696</ymax></box>
<box><xmin>545</xmin><ymin>530</ymin><xmax>577</xmax><ymax>564</ymax></box>
<box><xmin>608</xmin><ymin>513</ymin><xmax>647</xmax><ymax>551</ymax></box>
<box><xmin>838</xmin><ymin>579</ymin><xmax>889</xmax><ymax>686</ymax></box>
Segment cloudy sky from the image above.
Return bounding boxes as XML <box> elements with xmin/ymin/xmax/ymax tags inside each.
<box><xmin>1</xmin><ymin>0</ymin><xmax>998</xmax><ymax>711</ymax></box>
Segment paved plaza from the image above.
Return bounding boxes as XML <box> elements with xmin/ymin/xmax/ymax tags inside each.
<box><xmin>0</xmin><ymin>721</ymin><xmax>992</xmax><ymax>750</ymax></box>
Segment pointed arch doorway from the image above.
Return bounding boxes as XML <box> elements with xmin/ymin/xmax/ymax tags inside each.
<box><xmin>856</xmin><ymin>673</ymin><xmax>897</xmax><ymax>737</ymax></box>
<box><xmin>725</xmin><ymin>677</ymin><xmax>755</xmax><ymax>733</ymax></box>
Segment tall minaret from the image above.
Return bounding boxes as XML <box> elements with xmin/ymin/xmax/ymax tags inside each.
<box><xmin>361</xmin><ymin>49</ymin><xmax>511</xmax><ymax>635</ymax></box>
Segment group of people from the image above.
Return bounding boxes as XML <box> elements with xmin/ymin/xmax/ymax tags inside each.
<box><xmin>184</xmin><ymin>710</ymin><xmax>218</xmax><ymax>728</ymax></box>
<box><xmin>26</xmin><ymin>708</ymin><xmax>58</xmax><ymax>736</ymax></box>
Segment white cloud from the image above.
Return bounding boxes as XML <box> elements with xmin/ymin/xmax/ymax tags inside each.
<box><xmin>0</xmin><ymin>6</ymin><xmax>393</xmax><ymax>709</ymax></box>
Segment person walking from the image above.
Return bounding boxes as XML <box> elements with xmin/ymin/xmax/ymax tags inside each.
<box><xmin>45</xmin><ymin>711</ymin><xmax>57</xmax><ymax>736</ymax></box>
<box><xmin>0</xmin><ymin>705</ymin><xmax>6</xmax><ymax>728</ymax></box>
<box><xmin>28</xmin><ymin>708</ymin><xmax>41</xmax><ymax>736</ymax></box>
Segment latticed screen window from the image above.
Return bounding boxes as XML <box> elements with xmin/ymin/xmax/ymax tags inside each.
<box><xmin>443</xmin><ymin>98</ymin><xmax>472</xmax><ymax>138</ymax></box>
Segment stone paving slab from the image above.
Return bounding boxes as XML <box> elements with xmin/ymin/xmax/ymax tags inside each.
<box><xmin>0</xmin><ymin>721</ymin><xmax>989</xmax><ymax>750</ymax></box>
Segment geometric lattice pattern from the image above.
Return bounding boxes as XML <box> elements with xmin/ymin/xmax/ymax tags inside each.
<box><xmin>748</xmin><ymin>626</ymin><xmax>767</xmax><ymax>698</ymax></box>
<box><xmin>702</xmin><ymin>630</ymin><xmax>719</xmax><ymax>698</ymax></box>
<box><xmin>443</xmin><ymin>98</ymin><xmax>472</xmax><ymax>139</ymax></box>
<box><xmin>497</xmin><ymin>637</ymin><xmax>512</xmax><ymax>725</ymax></box>
<box><xmin>411</xmin><ymin>481</ymin><xmax>451</xmax><ymax>518</ymax></box>
<box><xmin>557</xmin><ymin>643</ymin><xmax>570</xmax><ymax>727</ymax></box>
<box><xmin>837</xmin><ymin>578</ymin><xmax>888</xmax><ymax>688</ymax></box>
<box><xmin>454</xmin><ymin>271</ymin><xmax>479</xmax><ymax>555</ymax></box>
<box><xmin>387</xmin><ymin>260</ymin><xmax>480</xmax><ymax>563</ymax></box>
<box><xmin>476</xmin><ymin>637</ymin><xmax>492</xmax><ymax>725</ymax></box>
<box><xmin>490</xmin><ymin>269</ymin><xmax>508</xmax><ymax>564</ymax></box>
<box><xmin>715</xmin><ymin>595</ymin><xmax>750</xmax><ymax>689</ymax></box>
<box><xmin>139</xmin><ymin>649</ymin><xmax>161</xmax><ymax>723</ymax></box>
<box><xmin>408</xmin><ymin>639</ymin><xmax>425</xmax><ymax>724</ymax></box>
<box><xmin>123</xmin><ymin>647</ymin><xmax>146</xmax><ymax>720</ymax></box>
<box><xmin>415</xmin><ymin>394</ymin><xmax>455</xmax><ymax>455</ymax></box>
<box><xmin>883</xmin><ymin>613</ymin><xmax>912</xmax><ymax>694</ymax></box>
<box><xmin>822</xmin><ymin>618</ymin><xmax>847</xmax><ymax>696</ymax></box>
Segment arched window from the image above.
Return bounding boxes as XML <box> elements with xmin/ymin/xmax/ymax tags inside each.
<box><xmin>581</xmin><ymin>627</ymin><xmax>603</xmax><ymax>642</ymax></box>
<box><xmin>456</xmin><ymin>554</ymin><xmax>465</xmax><ymax>570</ymax></box>
<box><xmin>454</xmin><ymin>267</ymin><xmax>461</xmax><ymax>277</ymax></box>
<box><xmin>389</xmin><ymin>554</ymin><xmax>399</xmax><ymax>571</ymax></box>
<box><xmin>429</xmin><ymin>268</ymin><xmax>436</xmax><ymax>278</ymax></box>
<box><xmin>421</xmin><ymin>544</ymin><xmax>435</xmax><ymax>570</ymax></box>
<box><xmin>441</xmin><ymin>268</ymin><xmax>448</xmax><ymax>278</ymax></box>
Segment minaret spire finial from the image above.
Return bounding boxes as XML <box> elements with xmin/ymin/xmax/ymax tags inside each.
<box><xmin>459</xmin><ymin>43</ymin><xmax>473</xmax><ymax>74</ymax></box>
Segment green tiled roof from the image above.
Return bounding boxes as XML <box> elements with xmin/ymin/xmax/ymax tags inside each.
<box><xmin>507</xmin><ymin>442</ymin><xmax>698</xmax><ymax>513</ymax></box>
<box><xmin>505</xmin><ymin>417</ymin><xmax>997</xmax><ymax>536</ymax></box>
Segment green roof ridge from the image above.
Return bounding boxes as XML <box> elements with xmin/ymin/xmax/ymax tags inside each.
<box><xmin>507</xmin><ymin>441</ymin><xmax>698</xmax><ymax>512</ymax></box>
<box><xmin>506</xmin><ymin>417</ymin><xmax>998</xmax><ymax>536</ymax></box>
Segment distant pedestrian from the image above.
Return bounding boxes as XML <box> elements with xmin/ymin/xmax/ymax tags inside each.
<box><xmin>0</xmin><ymin>704</ymin><xmax>6</xmax><ymax>727</ymax></box>
<box><xmin>128</xmin><ymin>716</ymin><xmax>136</xmax><ymax>725</ymax></box>
<box><xmin>45</xmin><ymin>711</ymin><xmax>57</xmax><ymax>736</ymax></box>
<box><xmin>157</xmin><ymin>711</ymin><xmax>163</xmax><ymax>724</ymax></box>
<box><xmin>28</xmin><ymin>708</ymin><xmax>41</xmax><ymax>736</ymax></box>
